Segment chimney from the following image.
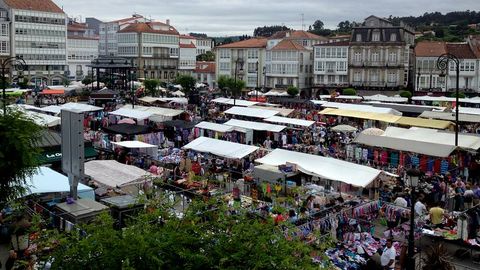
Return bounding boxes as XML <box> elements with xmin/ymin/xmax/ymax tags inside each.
<box><xmin>285</xmin><ymin>32</ymin><xmax>290</xmax><ymax>38</ymax></box>
<box><xmin>166</xmin><ymin>19</ymin><xmax>170</xmax><ymax>25</ymax></box>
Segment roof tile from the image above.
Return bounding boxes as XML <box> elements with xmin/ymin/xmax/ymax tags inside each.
<box><xmin>4</xmin><ymin>0</ymin><xmax>64</xmax><ymax>13</ymax></box>
<box><xmin>446</xmin><ymin>43</ymin><xmax>476</xmax><ymax>59</ymax></box>
<box><xmin>118</xmin><ymin>22</ymin><xmax>179</xmax><ymax>35</ymax></box>
<box><xmin>216</xmin><ymin>38</ymin><xmax>268</xmax><ymax>48</ymax></box>
<box><xmin>195</xmin><ymin>61</ymin><xmax>215</xmax><ymax>73</ymax></box>
<box><xmin>271</xmin><ymin>39</ymin><xmax>307</xmax><ymax>51</ymax></box>
<box><xmin>414</xmin><ymin>41</ymin><xmax>447</xmax><ymax>57</ymax></box>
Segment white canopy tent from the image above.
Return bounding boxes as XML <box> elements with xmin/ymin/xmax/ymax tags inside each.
<box><xmin>383</xmin><ymin>126</ymin><xmax>480</xmax><ymax>151</ymax></box>
<box><xmin>310</xmin><ymin>100</ymin><xmax>328</xmax><ymax>106</ymax></box>
<box><xmin>183</xmin><ymin>137</ymin><xmax>259</xmax><ymax>159</ymax></box>
<box><xmin>322</xmin><ymin>102</ymin><xmax>402</xmax><ymax>115</ymax></box>
<box><xmin>112</xmin><ymin>140</ymin><xmax>158</xmax><ymax>157</ymax></box>
<box><xmin>110</xmin><ymin>107</ymin><xmax>153</xmax><ymax>120</ymax></box>
<box><xmin>23</xmin><ymin>167</ymin><xmax>94</xmax><ymax>200</ymax></box>
<box><xmin>225</xmin><ymin>119</ymin><xmax>286</xmax><ymax>132</ymax></box>
<box><xmin>84</xmin><ymin>160</ymin><xmax>152</xmax><ymax>188</ymax></box>
<box><xmin>195</xmin><ymin>121</ymin><xmax>234</xmax><ymax>133</ymax></box>
<box><xmin>354</xmin><ymin>131</ymin><xmax>456</xmax><ymax>157</ymax></box>
<box><xmin>419</xmin><ymin>111</ymin><xmax>480</xmax><ymax>123</ymax></box>
<box><xmin>171</xmin><ymin>90</ymin><xmax>185</xmax><ymax>97</ymax></box>
<box><xmin>249</xmin><ymin>106</ymin><xmax>294</xmax><ymax>117</ymax></box>
<box><xmin>263</xmin><ymin>90</ymin><xmax>290</xmax><ymax>96</ymax></box>
<box><xmin>264</xmin><ymin>116</ymin><xmax>315</xmax><ymax>127</ymax></box>
<box><xmin>26</xmin><ymin>110</ymin><xmax>61</xmax><ymax>127</ymax></box>
<box><xmin>247</xmin><ymin>90</ymin><xmax>264</xmax><ymax>96</ymax></box>
<box><xmin>319</xmin><ymin>95</ymin><xmax>363</xmax><ymax>100</ymax></box>
<box><xmin>212</xmin><ymin>97</ymin><xmax>259</xmax><ymax>107</ymax></box>
<box><xmin>224</xmin><ymin>106</ymin><xmax>279</xmax><ymax>119</ymax></box>
<box><xmin>256</xmin><ymin>149</ymin><xmax>382</xmax><ymax>187</ymax></box>
<box><xmin>363</xmin><ymin>94</ymin><xmax>408</xmax><ymax>103</ymax></box>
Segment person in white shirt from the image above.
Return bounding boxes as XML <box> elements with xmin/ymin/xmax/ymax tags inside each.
<box><xmin>414</xmin><ymin>196</ymin><xmax>427</xmax><ymax>217</ymax></box>
<box><xmin>263</xmin><ymin>137</ymin><xmax>272</xmax><ymax>149</ymax></box>
<box><xmin>381</xmin><ymin>238</ymin><xmax>396</xmax><ymax>270</ymax></box>
<box><xmin>394</xmin><ymin>194</ymin><xmax>408</xmax><ymax>208</ymax></box>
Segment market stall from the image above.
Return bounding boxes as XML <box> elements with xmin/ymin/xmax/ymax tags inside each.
<box><xmin>111</xmin><ymin>140</ymin><xmax>158</xmax><ymax>158</ymax></box>
<box><xmin>212</xmin><ymin>97</ymin><xmax>259</xmax><ymax>107</ymax></box>
<box><xmin>22</xmin><ymin>167</ymin><xmax>94</xmax><ymax>200</ymax></box>
<box><xmin>224</xmin><ymin>106</ymin><xmax>279</xmax><ymax>119</ymax></box>
<box><xmin>84</xmin><ymin>160</ymin><xmax>152</xmax><ymax>193</ymax></box>
<box><xmin>183</xmin><ymin>137</ymin><xmax>259</xmax><ymax>160</ymax></box>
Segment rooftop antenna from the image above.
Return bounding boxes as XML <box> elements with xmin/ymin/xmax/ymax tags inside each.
<box><xmin>301</xmin><ymin>13</ymin><xmax>305</xmax><ymax>30</ymax></box>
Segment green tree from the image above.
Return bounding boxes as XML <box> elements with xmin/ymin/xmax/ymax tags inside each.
<box><xmin>143</xmin><ymin>79</ymin><xmax>160</xmax><ymax>96</ymax></box>
<box><xmin>17</xmin><ymin>78</ymin><xmax>29</xmax><ymax>89</ymax></box>
<box><xmin>217</xmin><ymin>75</ymin><xmax>230</xmax><ymax>91</ymax></box>
<box><xmin>287</xmin><ymin>86</ymin><xmax>299</xmax><ymax>96</ymax></box>
<box><xmin>34</xmin><ymin>199</ymin><xmax>322</xmax><ymax>269</ymax></box>
<box><xmin>174</xmin><ymin>75</ymin><xmax>196</xmax><ymax>93</ymax></box>
<box><xmin>342</xmin><ymin>88</ymin><xmax>357</xmax><ymax>96</ymax></box>
<box><xmin>63</xmin><ymin>78</ymin><xmax>71</xmax><ymax>86</ymax></box>
<box><xmin>0</xmin><ymin>110</ymin><xmax>43</xmax><ymax>207</ymax></box>
<box><xmin>81</xmin><ymin>77</ymin><xmax>93</xmax><ymax>85</ymax></box>
<box><xmin>450</xmin><ymin>91</ymin><xmax>466</xmax><ymax>98</ymax></box>
<box><xmin>312</xmin><ymin>20</ymin><xmax>324</xmax><ymax>30</ymax></box>
<box><xmin>399</xmin><ymin>90</ymin><xmax>412</xmax><ymax>98</ymax></box>
<box><xmin>196</xmin><ymin>51</ymin><xmax>215</xmax><ymax>62</ymax></box>
<box><xmin>227</xmin><ymin>79</ymin><xmax>246</xmax><ymax>98</ymax></box>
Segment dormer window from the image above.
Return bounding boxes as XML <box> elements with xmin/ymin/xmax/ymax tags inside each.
<box><xmin>372</xmin><ymin>31</ymin><xmax>380</xmax><ymax>42</ymax></box>
<box><xmin>390</xmin><ymin>33</ymin><xmax>397</xmax><ymax>42</ymax></box>
<box><xmin>356</xmin><ymin>34</ymin><xmax>362</xmax><ymax>42</ymax></box>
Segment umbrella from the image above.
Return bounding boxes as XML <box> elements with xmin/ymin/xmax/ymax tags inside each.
<box><xmin>117</xmin><ymin>118</ymin><xmax>136</xmax><ymax>125</ymax></box>
<box><xmin>361</xmin><ymin>128</ymin><xmax>385</xmax><ymax>136</ymax></box>
<box><xmin>331</xmin><ymin>124</ymin><xmax>358</xmax><ymax>133</ymax></box>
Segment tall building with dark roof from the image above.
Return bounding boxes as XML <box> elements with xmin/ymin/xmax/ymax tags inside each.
<box><xmin>349</xmin><ymin>16</ymin><xmax>415</xmax><ymax>91</ymax></box>
<box><xmin>117</xmin><ymin>21</ymin><xmax>180</xmax><ymax>81</ymax></box>
<box><xmin>0</xmin><ymin>0</ymin><xmax>68</xmax><ymax>86</ymax></box>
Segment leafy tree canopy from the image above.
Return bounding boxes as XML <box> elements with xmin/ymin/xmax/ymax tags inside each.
<box><xmin>0</xmin><ymin>110</ymin><xmax>43</xmax><ymax>207</ymax></box>
<box><xmin>143</xmin><ymin>79</ymin><xmax>160</xmax><ymax>97</ymax></box>
<box><xmin>34</xmin><ymin>198</ymin><xmax>323</xmax><ymax>270</ymax></box>
<box><xmin>287</xmin><ymin>86</ymin><xmax>299</xmax><ymax>96</ymax></box>
<box><xmin>174</xmin><ymin>75</ymin><xmax>196</xmax><ymax>92</ymax></box>
<box><xmin>342</xmin><ymin>88</ymin><xmax>357</xmax><ymax>96</ymax></box>
<box><xmin>196</xmin><ymin>51</ymin><xmax>215</xmax><ymax>62</ymax></box>
<box><xmin>254</xmin><ymin>25</ymin><xmax>291</xmax><ymax>37</ymax></box>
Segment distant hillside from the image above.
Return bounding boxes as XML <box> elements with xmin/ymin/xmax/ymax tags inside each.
<box><xmin>211</xmin><ymin>35</ymin><xmax>252</xmax><ymax>46</ymax></box>
<box><xmin>391</xmin><ymin>11</ymin><xmax>480</xmax><ymax>41</ymax></box>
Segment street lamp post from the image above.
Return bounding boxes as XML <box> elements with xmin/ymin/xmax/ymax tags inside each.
<box><xmin>436</xmin><ymin>53</ymin><xmax>460</xmax><ymax>146</ymax></box>
<box><xmin>406</xmin><ymin>168</ymin><xmax>422</xmax><ymax>270</ymax></box>
<box><xmin>416</xmin><ymin>67</ymin><xmax>421</xmax><ymax>92</ymax></box>
<box><xmin>256</xmin><ymin>61</ymin><xmax>259</xmax><ymax>102</ymax></box>
<box><xmin>1</xmin><ymin>56</ymin><xmax>27</xmax><ymax>114</ymax></box>
<box><xmin>233</xmin><ymin>58</ymin><xmax>244</xmax><ymax>106</ymax></box>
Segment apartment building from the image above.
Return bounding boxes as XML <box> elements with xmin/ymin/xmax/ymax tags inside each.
<box><xmin>0</xmin><ymin>0</ymin><xmax>68</xmax><ymax>85</ymax></box>
<box><xmin>117</xmin><ymin>21</ymin><xmax>179</xmax><ymax>81</ymax></box>
<box><xmin>215</xmin><ymin>38</ymin><xmax>268</xmax><ymax>88</ymax></box>
<box><xmin>349</xmin><ymin>16</ymin><xmax>415</xmax><ymax>90</ymax></box>
<box><xmin>194</xmin><ymin>61</ymin><xmax>215</xmax><ymax>87</ymax></box>
<box><xmin>0</xmin><ymin>7</ymin><xmax>9</xmax><ymax>63</ymax></box>
<box><xmin>415</xmin><ymin>40</ymin><xmax>479</xmax><ymax>92</ymax></box>
<box><xmin>265</xmin><ymin>30</ymin><xmax>327</xmax><ymax>90</ymax></box>
<box><xmin>179</xmin><ymin>35</ymin><xmax>196</xmax><ymax>75</ymax></box>
<box><xmin>67</xmin><ymin>21</ymin><xmax>98</xmax><ymax>81</ymax></box>
<box><xmin>99</xmin><ymin>14</ymin><xmax>147</xmax><ymax>56</ymax></box>
<box><xmin>195</xmin><ymin>37</ymin><xmax>213</xmax><ymax>55</ymax></box>
<box><xmin>313</xmin><ymin>41</ymin><xmax>349</xmax><ymax>87</ymax></box>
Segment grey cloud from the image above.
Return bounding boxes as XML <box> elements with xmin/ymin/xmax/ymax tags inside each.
<box><xmin>58</xmin><ymin>0</ymin><xmax>478</xmax><ymax>36</ymax></box>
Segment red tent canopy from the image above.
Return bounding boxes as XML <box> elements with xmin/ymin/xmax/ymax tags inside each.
<box><xmin>41</xmin><ymin>89</ymin><xmax>65</xmax><ymax>95</ymax></box>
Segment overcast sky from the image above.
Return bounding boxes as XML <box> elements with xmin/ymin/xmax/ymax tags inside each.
<box><xmin>57</xmin><ymin>0</ymin><xmax>478</xmax><ymax>36</ymax></box>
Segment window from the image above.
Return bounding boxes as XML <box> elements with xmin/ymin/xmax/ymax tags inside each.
<box><xmin>390</xmin><ymin>33</ymin><xmax>397</xmax><ymax>42</ymax></box>
<box><xmin>219</xmin><ymin>49</ymin><xmax>230</xmax><ymax>59</ymax></box>
<box><xmin>247</xmin><ymin>76</ymin><xmax>257</xmax><ymax>86</ymax></box>
<box><xmin>219</xmin><ymin>62</ymin><xmax>230</xmax><ymax>71</ymax></box>
<box><xmin>371</xmin><ymin>52</ymin><xmax>379</xmax><ymax>62</ymax></box>
<box><xmin>247</xmin><ymin>49</ymin><xmax>258</xmax><ymax>59</ymax></box>
<box><xmin>354</xmin><ymin>52</ymin><xmax>361</xmax><ymax>62</ymax></box>
<box><xmin>356</xmin><ymin>34</ymin><xmax>362</xmax><ymax>42</ymax></box>
<box><xmin>388</xmin><ymin>72</ymin><xmax>397</xmax><ymax>83</ymax></box>
<box><xmin>341</xmin><ymin>48</ymin><xmax>347</xmax><ymax>58</ymax></box>
<box><xmin>287</xmin><ymin>78</ymin><xmax>294</xmax><ymax>85</ymax></box>
<box><xmin>321</xmin><ymin>48</ymin><xmax>326</xmax><ymax>58</ymax></box>
<box><xmin>336</xmin><ymin>62</ymin><xmax>347</xmax><ymax>72</ymax></box>
<box><xmin>370</xmin><ymin>71</ymin><xmax>378</xmax><ymax>82</ymax></box>
<box><xmin>372</xmin><ymin>31</ymin><xmax>380</xmax><ymax>42</ymax></box>
<box><xmin>354</xmin><ymin>72</ymin><xmax>361</xmax><ymax>82</ymax></box>
<box><xmin>388</xmin><ymin>52</ymin><xmax>397</xmax><ymax>63</ymax></box>
<box><xmin>315</xmin><ymin>48</ymin><xmax>321</xmax><ymax>58</ymax></box>
<box><xmin>315</xmin><ymin>61</ymin><xmax>325</xmax><ymax>72</ymax></box>
<box><xmin>0</xmin><ymin>24</ymin><xmax>7</xmax><ymax>36</ymax></box>
<box><xmin>247</xmin><ymin>62</ymin><xmax>257</xmax><ymax>73</ymax></box>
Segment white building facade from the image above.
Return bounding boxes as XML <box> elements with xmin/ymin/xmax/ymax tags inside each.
<box><xmin>99</xmin><ymin>14</ymin><xmax>147</xmax><ymax>56</ymax></box>
<box><xmin>67</xmin><ymin>36</ymin><xmax>98</xmax><ymax>81</ymax></box>
<box><xmin>313</xmin><ymin>41</ymin><xmax>349</xmax><ymax>87</ymax></box>
<box><xmin>179</xmin><ymin>35</ymin><xmax>196</xmax><ymax>75</ymax></box>
<box><xmin>215</xmin><ymin>38</ymin><xmax>268</xmax><ymax>89</ymax></box>
<box><xmin>117</xmin><ymin>22</ymin><xmax>179</xmax><ymax>81</ymax></box>
<box><xmin>1</xmin><ymin>0</ymin><xmax>68</xmax><ymax>85</ymax></box>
